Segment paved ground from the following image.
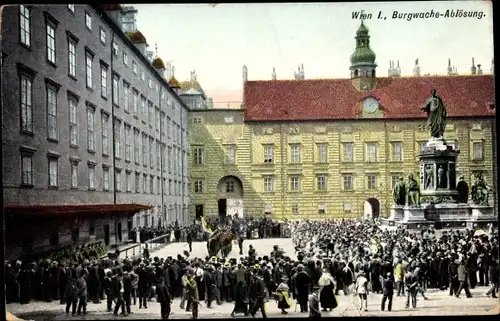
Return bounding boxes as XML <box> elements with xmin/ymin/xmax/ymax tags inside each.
<box><xmin>8</xmin><ymin>238</ymin><xmax>499</xmax><ymax>320</ymax></box>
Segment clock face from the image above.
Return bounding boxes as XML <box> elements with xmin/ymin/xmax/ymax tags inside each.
<box><xmin>363</xmin><ymin>97</ymin><xmax>379</xmax><ymax>113</ymax></box>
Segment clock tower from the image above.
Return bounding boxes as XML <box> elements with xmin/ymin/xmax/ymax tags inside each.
<box><xmin>350</xmin><ymin>20</ymin><xmax>377</xmax><ymax>92</ymax></box>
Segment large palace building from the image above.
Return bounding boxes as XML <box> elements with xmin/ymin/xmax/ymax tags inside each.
<box><xmin>188</xmin><ymin>21</ymin><xmax>496</xmax><ymax>221</ymax></box>
<box><xmin>1</xmin><ymin>4</ymin><xmax>190</xmax><ymax>259</ymax></box>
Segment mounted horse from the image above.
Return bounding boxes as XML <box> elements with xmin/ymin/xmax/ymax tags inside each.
<box><xmin>207</xmin><ymin>228</ymin><xmax>237</xmax><ymax>258</ymax></box>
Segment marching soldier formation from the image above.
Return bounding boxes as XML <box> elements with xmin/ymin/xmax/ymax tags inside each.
<box><xmin>5</xmin><ymin>218</ymin><xmax>499</xmax><ymax>319</ymax></box>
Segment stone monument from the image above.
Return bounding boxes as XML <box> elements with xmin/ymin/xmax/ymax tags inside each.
<box><xmin>383</xmin><ymin>89</ymin><xmax>497</xmax><ymax>229</ymax></box>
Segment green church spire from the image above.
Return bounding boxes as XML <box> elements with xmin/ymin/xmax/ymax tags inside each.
<box><xmin>350</xmin><ymin>20</ymin><xmax>377</xmax><ymax>67</ymax></box>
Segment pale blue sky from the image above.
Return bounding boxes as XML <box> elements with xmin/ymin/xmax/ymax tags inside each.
<box><xmin>133</xmin><ymin>1</ymin><xmax>493</xmax><ymax>102</ymax></box>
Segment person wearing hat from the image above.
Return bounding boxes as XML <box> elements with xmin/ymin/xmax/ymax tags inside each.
<box><xmin>308</xmin><ymin>285</ymin><xmax>321</xmax><ymax>318</ymax></box>
<box><xmin>355</xmin><ymin>271</ymin><xmax>369</xmax><ymax>312</ymax></box>
<box><xmin>185</xmin><ymin>269</ymin><xmax>200</xmax><ymax>319</ymax></box>
<box><xmin>156</xmin><ymin>277</ymin><xmax>172</xmax><ymax>319</ymax></box>
<box><xmin>381</xmin><ymin>272</ymin><xmax>394</xmax><ymax>312</ymax></box>
<box><xmin>276</xmin><ymin>276</ymin><xmax>291</xmax><ymax>314</ymax></box>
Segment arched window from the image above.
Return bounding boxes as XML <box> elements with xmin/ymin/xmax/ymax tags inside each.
<box><xmin>354</xmin><ymin>69</ymin><xmax>359</xmax><ymax>77</ymax></box>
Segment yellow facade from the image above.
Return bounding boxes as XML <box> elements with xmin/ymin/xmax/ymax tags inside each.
<box><xmin>188</xmin><ymin>109</ymin><xmax>496</xmax><ymax>220</ymax></box>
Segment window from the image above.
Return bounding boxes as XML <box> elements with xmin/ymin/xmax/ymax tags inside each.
<box><xmin>48</xmin><ymin>157</ymin><xmax>58</xmax><ymax>187</ymax></box>
<box><xmin>391</xmin><ymin>174</ymin><xmax>401</xmax><ymax>189</ymax></box>
<box><xmin>101</xmin><ymin>114</ymin><xmax>109</xmax><ymax>155</ymax></box>
<box><xmin>115</xmin><ymin>170</ymin><xmax>122</xmax><ymax>191</ymax></box>
<box><xmin>135</xmin><ymin>173</ymin><xmax>141</xmax><ymax>193</ymax></box>
<box><xmin>100</xmin><ymin>65</ymin><xmax>107</xmax><ymax>98</ymax></box>
<box><xmin>132</xmin><ymin>90</ymin><xmax>138</xmax><ymax>114</ymax></box>
<box><xmin>67</xmin><ymin>97</ymin><xmax>78</xmax><ymax>146</ymax></box>
<box><xmin>68</xmin><ymin>38</ymin><xmax>77</xmax><ymax>77</ymax></box>
<box><xmin>46</xmin><ymin>87</ymin><xmax>58</xmax><ymax>140</ymax></box>
<box><xmin>103</xmin><ymin>167</ymin><xmax>110</xmax><ymax>190</ymax></box>
<box><xmin>391</xmin><ymin>142</ymin><xmax>403</xmax><ymax>161</ymax></box>
<box><xmin>148</xmin><ymin>101</ymin><xmax>153</xmax><ymax>124</ymax></box>
<box><xmin>318</xmin><ymin>204</ymin><xmax>327</xmax><ymax>215</ymax></box>
<box><xmin>126</xmin><ymin>172</ymin><xmax>132</xmax><ymax>192</ymax></box>
<box><xmin>367</xmin><ymin>174</ymin><xmax>377</xmax><ymax>189</ymax></box>
<box><xmin>46</xmin><ymin>23</ymin><xmax>56</xmax><ymax>64</ymax></box>
<box><xmin>344</xmin><ymin>203</ymin><xmax>352</xmax><ymax>214</ymax></box>
<box><xmin>418</xmin><ymin>141</ymin><xmax>427</xmax><ymax>153</ymax></box>
<box><xmin>21</xmin><ymin>154</ymin><xmax>33</xmax><ymax>185</ymax></box>
<box><xmin>472</xmin><ymin>141</ymin><xmax>484</xmax><ymax>160</ymax></box>
<box><xmin>132</xmin><ymin>61</ymin><xmax>137</xmax><ymax>74</ymax></box>
<box><xmin>123</xmin><ymin>82</ymin><xmax>130</xmax><ymax>111</ymax></box>
<box><xmin>194</xmin><ymin>180</ymin><xmax>203</xmax><ymax>193</ymax></box>
<box><xmin>114</xmin><ymin>120</ymin><xmax>121</xmax><ymax>158</ymax></box>
<box><xmin>156</xmin><ymin>141</ymin><xmax>161</xmax><ymax>170</ymax></box>
<box><xmin>141</xmin><ymin>97</ymin><xmax>146</xmax><ymax>118</ymax></box>
<box><xmin>19</xmin><ymin>5</ymin><xmax>31</xmax><ymax>47</ymax></box>
<box><xmin>149</xmin><ymin>137</ymin><xmax>154</xmax><ymax>168</ymax></box>
<box><xmin>157</xmin><ymin>177</ymin><xmax>161</xmax><ymax>194</ymax></box>
<box><xmin>290</xmin><ymin>175</ymin><xmax>300</xmax><ymax>191</ymax></box>
<box><xmin>292</xmin><ymin>204</ymin><xmax>300</xmax><ymax>215</ymax></box>
<box><xmin>343</xmin><ymin>174</ymin><xmax>354</xmax><ymax>190</ymax></box>
<box><xmin>264</xmin><ymin>145</ymin><xmax>274</xmax><ymax>163</ymax></box>
<box><xmin>68</xmin><ymin>161</ymin><xmax>78</xmax><ymax>189</ymax></box>
<box><xmin>125</xmin><ymin>125</ymin><xmax>131</xmax><ymax>162</ymax></box>
<box><xmin>290</xmin><ymin>144</ymin><xmax>301</xmax><ymax>163</ymax></box>
<box><xmin>112</xmin><ymin>74</ymin><xmax>119</xmax><ymax>106</ymax></box>
<box><xmin>85</xmin><ymin>52</ymin><xmax>93</xmax><ymax>88</ymax></box>
<box><xmin>123</xmin><ymin>52</ymin><xmax>129</xmax><ymax>66</ymax></box>
<box><xmin>20</xmin><ymin>75</ymin><xmax>33</xmax><ymax>133</ymax></box>
<box><xmin>112</xmin><ymin>41</ymin><xmax>118</xmax><ymax>56</ymax></box>
<box><xmin>148</xmin><ymin>78</ymin><xmax>152</xmax><ymax>89</ymax></box>
<box><xmin>317</xmin><ymin>143</ymin><xmax>328</xmax><ymax>163</ymax></box>
<box><xmin>193</xmin><ymin>147</ymin><xmax>204</xmax><ymax>165</ymax></box>
<box><xmin>67</xmin><ymin>4</ymin><xmax>75</xmax><ymax>13</ymax></box>
<box><xmin>168</xmin><ymin>179</ymin><xmax>172</xmax><ymax>194</ymax></box>
<box><xmin>366</xmin><ymin>143</ymin><xmax>378</xmax><ymax>162</ymax></box>
<box><xmin>167</xmin><ymin>117</ymin><xmax>171</xmax><ymax>138</ymax></box>
<box><xmin>226</xmin><ymin>145</ymin><xmax>236</xmax><ymax>164</ymax></box>
<box><xmin>134</xmin><ymin>129</ymin><xmax>140</xmax><ymax>164</ymax></box>
<box><xmin>264</xmin><ymin>176</ymin><xmax>274</xmax><ymax>192</ymax></box>
<box><xmin>155</xmin><ymin>108</ymin><xmax>160</xmax><ymax>132</ymax></box>
<box><xmin>343</xmin><ymin>143</ymin><xmax>354</xmax><ymax>162</ymax></box>
<box><xmin>168</xmin><ymin>147</ymin><xmax>172</xmax><ymax>173</ymax></box>
<box><xmin>226</xmin><ymin>181</ymin><xmax>235</xmax><ymax>193</ymax></box>
<box><xmin>99</xmin><ymin>28</ymin><xmax>106</xmax><ymax>44</ymax></box>
<box><xmin>86</xmin><ymin>107</ymin><xmax>95</xmax><ymax>151</ymax></box>
<box><xmin>192</xmin><ymin>116</ymin><xmax>202</xmax><ymax>124</ymax></box>
<box><xmin>316</xmin><ymin>174</ymin><xmax>327</xmax><ymax>191</ymax></box>
<box><xmin>141</xmin><ymin>70</ymin><xmax>145</xmax><ymax>81</ymax></box>
<box><xmin>143</xmin><ymin>174</ymin><xmax>148</xmax><ymax>193</ymax></box>
<box><xmin>85</xmin><ymin>12</ymin><xmax>92</xmax><ymax>30</ymax></box>
<box><xmin>142</xmin><ymin>134</ymin><xmax>148</xmax><ymax>166</ymax></box>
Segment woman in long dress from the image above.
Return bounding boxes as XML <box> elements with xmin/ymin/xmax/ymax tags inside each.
<box><xmin>276</xmin><ymin>277</ymin><xmax>291</xmax><ymax>314</ymax></box>
<box><xmin>318</xmin><ymin>268</ymin><xmax>338</xmax><ymax>311</ymax></box>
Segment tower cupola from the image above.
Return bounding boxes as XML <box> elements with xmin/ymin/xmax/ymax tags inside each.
<box><xmin>349</xmin><ymin>20</ymin><xmax>377</xmax><ymax>91</ymax></box>
<box><xmin>471</xmin><ymin>57</ymin><xmax>477</xmax><ymax>75</ymax></box>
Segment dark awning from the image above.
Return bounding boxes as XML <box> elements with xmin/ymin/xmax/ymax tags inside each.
<box><xmin>5</xmin><ymin>203</ymin><xmax>152</xmax><ymax>219</ymax></box>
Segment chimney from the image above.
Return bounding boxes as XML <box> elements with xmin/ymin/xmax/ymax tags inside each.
<box><xmin>300</xmin><ymin>63</ymin><xmax>304</xmax><ymax>79</ymax></box>
<box><xmin>191</xmin><ymin>70</ymin><xmax>197</xmax><ymax>82</ymax></box>
<box><xmin>413</xmin><ymin>58</ymin><xmax>421</xmax><ymax>77</ymax></box>
<box><xmin>121</xmin><ymin>6</ymin><xmax>138</xmax><ymax>32</ymax></box>
<box><xmin>242</xmin><ymin>65</ymin><xmax>248</xmax><ymax>82</ymax></box>
<box><xmin>146</xmin><ymin>49</ymin><xmax>154</xmax><ymax>63</ymax></box>
<box><xmin>477</xmin><ymin>64</ymin><xmax>483</xmax><ymax>75</ymax></box>
<box><xmin>471</xmin><ymin>57</ymin><xmax>477</xmax><ymax>75</ymax></box>
<box><xmin>388</xmin><ymin>60</ymin><xmax>392</xmax><ymax>77</ymax></box>
<box><xmin>271</xmin><ymin>67</ymin><xmax>277</xmax><ymax>80</ymax></box>
<box><xmin>447</xmin><ymin>58</ymin><xmax>453</xmax><ymax>75</ymax></box>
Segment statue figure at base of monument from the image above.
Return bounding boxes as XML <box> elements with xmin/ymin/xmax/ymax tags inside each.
<box><xmin>456</xmin><ymin>176</ymin><xmax>469</xmax><ymax>203</ymax></box>
<box><xmin>471</xmin><ymin>173</ymin><xmax>490</xmax><ymax>206</ymax></box>
<box><xmin>392</xmin><ymin>176</ymin><xmax>406</xmax><ymax>206</ymax></box>
<box><xmin>421</xmin><ymin>89</ymin><xmax>447</xmax><ymax>138</ymax></box>
<box><xmin>406</xmin><ymin>174</ymin><xmax>421</xmax><ymax>206</ymax></box>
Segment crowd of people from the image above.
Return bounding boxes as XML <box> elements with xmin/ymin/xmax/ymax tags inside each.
<box><xmin>5</xmin><ymin>218</ymin><xmax>499</xmax><ymax>319</ymax></box>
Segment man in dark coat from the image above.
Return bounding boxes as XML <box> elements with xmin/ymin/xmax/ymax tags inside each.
<box><xmin>456</xmin><ymin>176</ymin><xmax>469</xmax><ymax>203</ymax></box>
<box><xmin>137</xmin><ymin>263</ymin><xmax>150</xmax><ymax>309</ymax></box>
<box><xmin>122</xmin><ymin>269</ymin><xmax>134</xmax><ymax>315</ymax></box>
<box><xmin>248</xmin><ymin>270</ymin><xmax>267</xmax><ymax>318</ymax></box>
<box><xmin>187</xmin><ymin>229</ymin><xmax>193</xmax><ymax>253</ymax></box>
<box><xmin>156</xmin><ymin>277</ymin><xmax>172</xmax><ymax>319</ymax></box>
<box><xmin>112</xmin><ymin>269</ymin><xmax>126</xmax><ymax>316</ymax></box>
<box><xmin>381</xmin><ymin>272</ymin><xmax>394</xmax><ymax>311</ymax></box>
<box><xmin>294</xmin><ymin>264</ymin><xmax>311</xmax><ymax>313</ymax></box>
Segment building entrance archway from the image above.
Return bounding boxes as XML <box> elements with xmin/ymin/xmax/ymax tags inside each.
<box><xmin>217</xmin><ymin>175</ymin><xmax>244</xmax><ymax>219</ymax></box>
<box><xmin>364</xmin><ymin>198</ymin><xmax>381</xmax><ymax>220</ymax></box>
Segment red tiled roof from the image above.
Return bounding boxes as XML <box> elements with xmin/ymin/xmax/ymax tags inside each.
<box><xmin>243</xmin><ymin>75</ymin><xmax>495</xmax><ymax>121</ymax></box>
<box><xmin>5</xmin><ymin>204</ymin><xmax>152</xmax><ymax>218</ymax></box>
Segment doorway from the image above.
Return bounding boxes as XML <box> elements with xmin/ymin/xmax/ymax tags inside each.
<box><xmin>218</xmin><ymin>199</ymin><xmax>227</xmax><ymax>219</ymax></box>
<box><xmin>71</xmin><ymin>228</ymin><xmax>80</xmax><ymax>245</ymax></box>
<box><xmin>127</xmin><ymin>219</ymin><xmax>133</xmax><ymax>232</ymax></box>
<box><xmin>104</xmin><ymin>224</ymin><xmax>110</xmax><ymax>246</ymax></box>
<box><xmin>195</xmin><ymin>204</ymin><xmax>204</xmax><ymax>220</ymax></box>
<box><xmin>116</xmin><ymin>222</ymin><xmax>122</xmax><ymax>243</ymax></box>
<box><xmin>364</xmin><ymin>198</ymin><xmax>381</xmax><ymax>220</ymax></box>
